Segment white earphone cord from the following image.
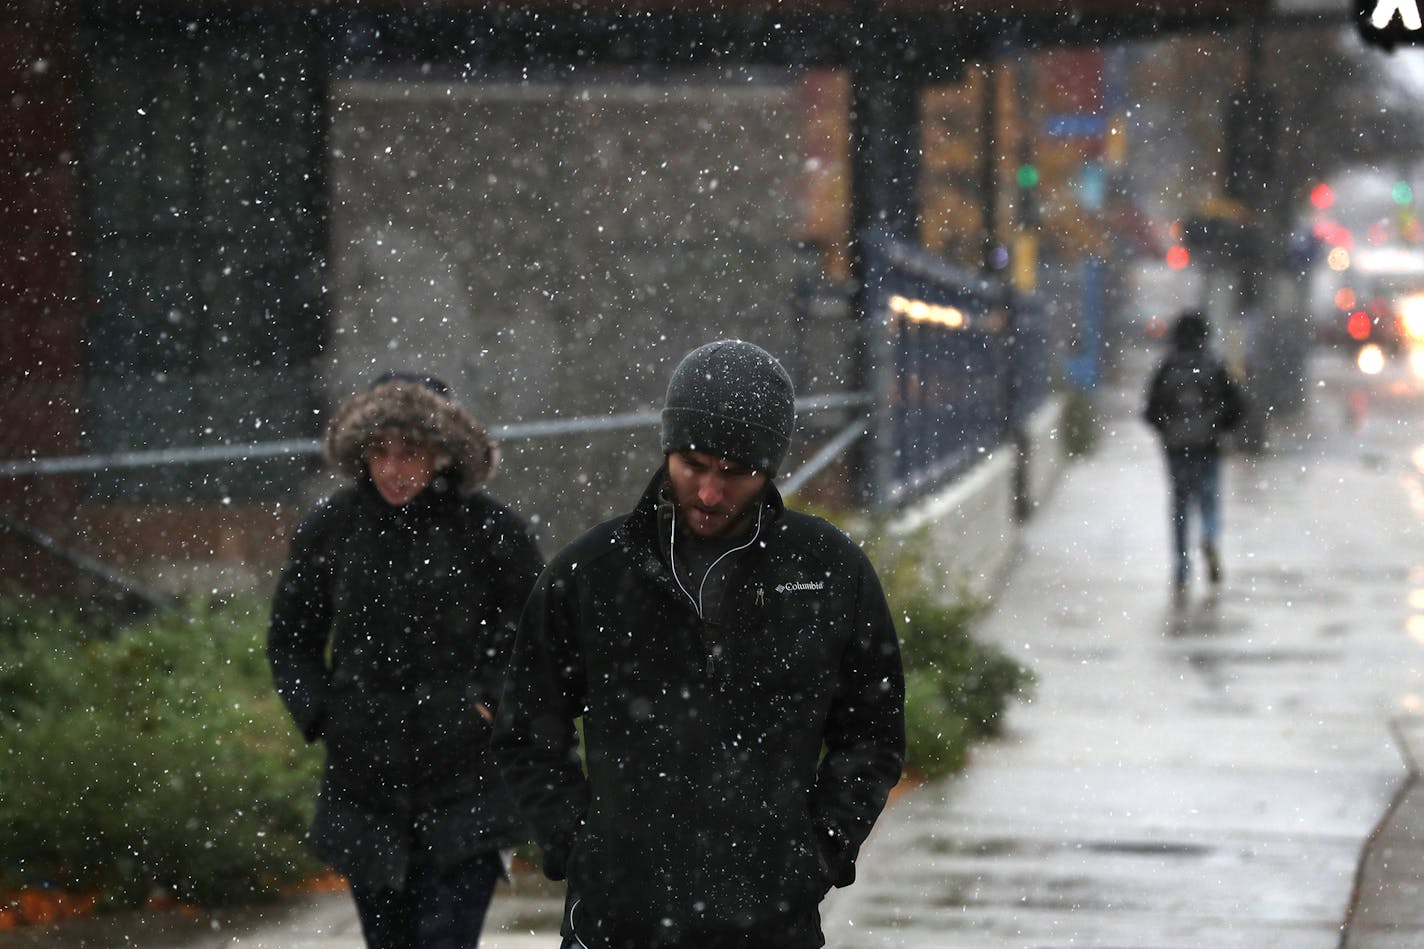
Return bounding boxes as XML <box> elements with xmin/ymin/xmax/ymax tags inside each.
<box><xmin>670</xmin><ymin>499</ymin><xmax>763</xmax><ymax>619</ymax></box>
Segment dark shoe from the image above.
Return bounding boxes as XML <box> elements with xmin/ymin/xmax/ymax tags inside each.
<box><xmin>1203</xmin><ymin>545</ymin><xmax>1222</xmax><ymax>585</ymax></box>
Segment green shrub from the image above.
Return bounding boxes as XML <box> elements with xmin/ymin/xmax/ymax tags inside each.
<box><xmin>902</xmin><ymin>668</ymin><xmax>973</xmax><ymax>775</ymax></box>
<box><xmin>800</xmin><ymin>517</ymin><xmax>1034</xmax><ymax>781</ymax></box>
<box><xmin>1061</xmin><ymin>388</ymin><xmax>1100</xmax><ymax>457</ymax></box>
<box><xmin>0</xmin><ymin>594</ymin><xmax>321</xmax><ymax>907</ymax></box>
<box><xmin>891</xmin><ymin>589</ymin><xmax>1033</xmax><ymax>777</ymax></box>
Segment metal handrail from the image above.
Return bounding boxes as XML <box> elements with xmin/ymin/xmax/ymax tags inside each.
<box><xmin>0</xmin><ymin>392</ymin><xmax>872</xmax><ymax>606</ymax></box>
<box><xmin>0</xmin><ymin>392</ymin><xmax>874</xmax><ymax>479</ymax></box>
<box><xmin>780</xmin><ymin>418</ymin><xmax>867</xmax><ymax>497</ymax></box>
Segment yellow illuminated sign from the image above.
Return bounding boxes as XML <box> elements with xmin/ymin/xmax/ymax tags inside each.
<box><xmin>887</xmin><ymin>294</ymin><xmax>968</xmax><ymax>330</ymax></box>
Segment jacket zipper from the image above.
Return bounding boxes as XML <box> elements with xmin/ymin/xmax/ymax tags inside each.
<box><xmin>669</xmin><ymin>501</ymin><xmax>764</xmax><ymax>678</ymax></box>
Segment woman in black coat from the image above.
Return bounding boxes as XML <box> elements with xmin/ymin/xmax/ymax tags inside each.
<box><xmin>268</xmin><ymin>372</ymin><xmax>543</xmax><ymax>949</ymax></box>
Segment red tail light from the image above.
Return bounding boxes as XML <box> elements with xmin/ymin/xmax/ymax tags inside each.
<box><xmin>1348</xmin><ymin>311</ymin><xmax>1372</xmax><ymax>341</ymax></box>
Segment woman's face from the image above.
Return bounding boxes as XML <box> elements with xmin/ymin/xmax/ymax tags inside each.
<box><xmin>364</xmin><ymin>432</ymin><xmax>448</xmax><ymax>507</ymax></box>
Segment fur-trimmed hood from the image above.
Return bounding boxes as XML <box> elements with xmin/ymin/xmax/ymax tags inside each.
<box><xmin>323</xmin><ymin>381</ymin><xmax>499</xmax><ymax>495</ymax></box>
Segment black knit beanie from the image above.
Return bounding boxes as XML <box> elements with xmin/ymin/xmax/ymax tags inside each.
<box><xmin>661</xmin><ymin>340</ymin><xmax>795</xmax><ymax>478</ymax></box>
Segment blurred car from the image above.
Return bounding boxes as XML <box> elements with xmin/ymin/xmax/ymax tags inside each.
<box><xmin>1333</xmin><ymin>287</ymin><xmax>1424</xmax><ymax>353</ymax></box>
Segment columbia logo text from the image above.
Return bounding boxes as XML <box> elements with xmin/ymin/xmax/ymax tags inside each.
<box><xmin>776</xmin><ymin>581</ymin><xmax>825</xmax><ymax>594</ymax></box>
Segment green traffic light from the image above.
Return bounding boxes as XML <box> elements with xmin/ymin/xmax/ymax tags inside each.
<box><xmin>1394</xmin><ymin>181</ymin><xmax>1414</xmax><ymax>206</ymax></box>
<box><xmin>1016</xmin><ymin>164</ymin><xmax>1040</xmax><ymax>189</ymax></box>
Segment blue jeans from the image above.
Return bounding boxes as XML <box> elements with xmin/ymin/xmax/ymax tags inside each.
<box><xmin>350</xmin><ymin>852</ymin><xmax>501</xmax><ymax>949</ymax></box>
<box><xmin>1166</xmin><ymin>451</ymin><xmax>1221</xmax><ymax>584</ymax></box>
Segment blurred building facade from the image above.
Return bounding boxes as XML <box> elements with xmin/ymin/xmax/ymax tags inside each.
<box><xmin>1</xmin><ymin>0</ymin><xmax>1263</xmax><ymax>600</ymax></box>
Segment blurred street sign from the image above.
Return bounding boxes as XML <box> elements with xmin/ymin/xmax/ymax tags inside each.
<box><xmin>1044</xmin><ymin>113</ymin><xmax>1106</xmax><ymax>138</ymax></box>
<box><xmin>1075</xmin><ymin>162</ymin><xmax>1107</xmax><ymax>212</ymax></box>
<box><xmin>1357</xmin><ymin>0</ymin><xmax>1424</xmax><ymax>49</ymax></box>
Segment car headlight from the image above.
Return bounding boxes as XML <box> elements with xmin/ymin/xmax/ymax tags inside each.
<box><xmin>1399</xmin><ymin>294</ymin><xmax>1424</xmax><ymax>341</ymax></box>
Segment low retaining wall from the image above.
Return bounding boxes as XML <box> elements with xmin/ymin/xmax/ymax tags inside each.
<box><xmin>889</xmin><ymin>395</ymin><xmax>1069</xmax><ymax>603</ymax></box>
<box><xmin>1023</xmin><ymin>394</ymin><xmax>1071</xmax><ymax>513</ymax></box>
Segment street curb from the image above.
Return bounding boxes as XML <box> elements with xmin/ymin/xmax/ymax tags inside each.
<box><xmin>1339</xmin><ymin>715</ymin><xmax>1424</xmax><ymax>945</ymax></box>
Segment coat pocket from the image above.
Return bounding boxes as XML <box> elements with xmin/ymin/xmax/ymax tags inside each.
<box><xmin>320</xmin><ymin>682</ymin><xmax>409</xmax><ymax>804</ymax></box>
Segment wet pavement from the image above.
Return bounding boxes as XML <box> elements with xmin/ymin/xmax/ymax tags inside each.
<box><xmin>9</xmin><ymin>344</ymin><xmax>1424</xmax><ymax>947</ymax></box>
<box><xmin>822</xmin><ymin>346</ymin><xmax>1424</xmax><ymax>947</ymax></box>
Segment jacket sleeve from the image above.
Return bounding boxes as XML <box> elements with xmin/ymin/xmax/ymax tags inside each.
<box><xmin>1142</xmin><ymin>363</ymin><xmax>1169</xmax><ymax>432</ymax></box>
<box><xmin>491</xmin><ymin>563</ymin><xmax>590</xmax><ymax>881</ymax></box>
<box><xmin>266</xmin><ymin>501</ymin><xmax>339</xmax><ymax>743</ymax></box>
<box><xmin>1216</xmin><ymin>366</ymin><xmax>1247</xmax><ymax>433</ymax></box>
<box><xmin>475</xmin><ymin>511</ymin><xmax>545</xmax><ymax>712</ymax></box>
<box><xmin>809</xmin><ymin>554</ymin><xmax>907</xmax><ymax>889</ymax></box>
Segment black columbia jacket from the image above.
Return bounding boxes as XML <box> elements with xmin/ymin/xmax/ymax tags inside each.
<box><xmin>268</xmin><ymin>476</ymin><xmax>543</xmax><ymax>889</ymax></box>
<box><xmin>492</xmin><ymin>470</ymin><xmax>906</xmax><ymax>949</ymax></box>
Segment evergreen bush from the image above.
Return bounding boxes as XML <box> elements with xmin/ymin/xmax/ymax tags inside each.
<box><xmin>1061</xmin><ymin>388</ymin><xmax>1101</xmax><ymax>457</ymax></box>
<box><xmin>792</xmin><ymin>510</ymin><xmax>1035</xmax><ymax>781</ymax></box>
<box><xmin>0</xmin><ymin>593</ymin><xmax>321</xmax><ymax>907</ymax></box>
<box><xmin>891</xmin><ymin>588</ymin><xmax>1033</xmax><ymax>777</ymax></box>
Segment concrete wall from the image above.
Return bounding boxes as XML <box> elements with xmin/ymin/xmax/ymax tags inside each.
<box><xmin>1023</xmin><ymin>394</ymin><xmax>1070</xmax><ymax>513</ymax></box>
<box><xmin>325</xmin><ymin>69</ymin><xmax>842</xmax><ymax>550</ymax></box>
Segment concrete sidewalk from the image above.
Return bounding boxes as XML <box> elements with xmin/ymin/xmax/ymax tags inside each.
<box><xmin>822</xmin><ymin>350</ymin><xmax>1424</xmax><ymax>947</ymax></box>
<box><xmin>9</xmin><ymin>348</ymin><xmax>1424</xmax><ymax>948</ymax></box>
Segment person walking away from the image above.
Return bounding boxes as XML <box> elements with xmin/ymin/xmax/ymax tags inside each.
<box><xmin>492</xmin><ymin>339</ymin><xmax>906</xmax><ymax>949</ymax></box>
<box><xmin>1143</xmin><ymin>312</ymin><xmax>1246</xmax><ymax>603</ymax></box>
<box><xmin>268</xmin><ymin>371</ymin><xmax>544</xmax><ymax>949</ymax></box>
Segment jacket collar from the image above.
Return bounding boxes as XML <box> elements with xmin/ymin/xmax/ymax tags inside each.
<box><xmin>616</xmin><ymin>463</ymin><xmax>784</xmax><ymax>579</ymax></box>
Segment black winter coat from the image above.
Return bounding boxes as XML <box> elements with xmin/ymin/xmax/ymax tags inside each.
<box><xmin>1143</xmin><ymin>348</ymin><xmax>1246</xmax><ymax>455</ymax></box>
<box><xmin>491</xmin><ymin>471</ymin><xmax>906</xmax><ymax>949</ymax></box>
<box><xmin>268</xmin><ymin>476</ymin><xmax>543</xmax><ymax>889</ymax></box>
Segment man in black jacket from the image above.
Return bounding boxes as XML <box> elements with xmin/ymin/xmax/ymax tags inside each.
<box><xmin>1143</xmin><ymin>312</ymin><xmax>1246</xmax><ymax>602</ymax></box>
<box><xmin>268</xmin><ymin>372</ymin><xmax>544</xmax><ymax>949</ymax></box>
<box><xmin>492</xmin><ymin>340</ymin><xmax>906</xmax><ymax>949</ymax></box>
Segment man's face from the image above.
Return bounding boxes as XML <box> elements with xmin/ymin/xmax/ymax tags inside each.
<box><xmin>667</xmin><ymin>450</ymin><xmax>768</xmax><ymax>539</ymax></box>
<box><xmin>364</xmin><ymin>432</ymin><xmax>448</xmax><ymax>507</ymax></box>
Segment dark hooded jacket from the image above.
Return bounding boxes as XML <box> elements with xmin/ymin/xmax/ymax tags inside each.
<box><xmin>267</xmin><ymin>380</ymin><xmax>543</xmax><ymax>890</ymax></box>
<box><xmin>491</xmin><ymin>469</ymin><xmax>906</xmax><ymax>949</ymax></box>
<box><xmin>1143</xmin><ymin>317</ymin><xmax>1246</xmax><ymax>455</ymax></box>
